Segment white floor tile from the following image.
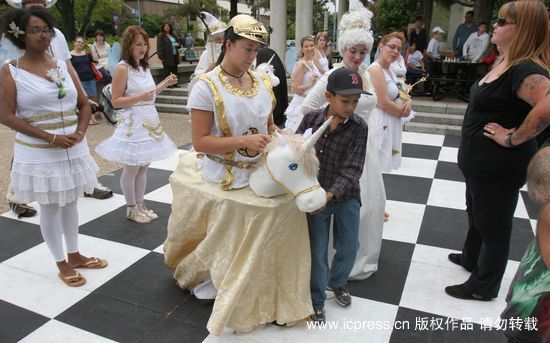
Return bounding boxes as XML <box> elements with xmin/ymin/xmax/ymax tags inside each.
<box><xmin>390</xmin><ymin>157</ymin><xmax>438</xmax><ymax>179</ymax></box>
<box><xmin>400</xmin><ymin>244</ymin><xmax>519</xmax><ymax>327</ymax></box>
<box><xmin>531</xmin><ymin>219</ymin><xmax>538</xmax><ymax>236</ymax></box>
<box><xmin>383</xmin><ymin>201</ymin><xmax>426</xmax><ymax>244</ymax></box>
<box><xmin>2</xmin><ymin>235</ymin><xmax>150</xmax><ymax>294</ymax></box>
<box><xmin>20</xmin><ymin>320</ymin><xmax>116</xmax><ymax>343</ymax></box>
<box><xmin>1</xmin><ymin>195</ymin><xmax>126</xmax><ymax>226</ymax></box>
<box><xmin>438</xmin><ymin>147</ymin><xmax>458</xmax><ymax>163</ymax></box>
<box><xmin>149</xmin><ymin>150</ymin><xmax>184</xmax><ymax>172</ymax></box>
<box><xmin>427</xmin><ymin>179</ymin><xmax>466</xmax><ymax>210</ymax></box>
<box><xmin>204</xmin><ymin>296</ymin><xmax>398</xmax><ymax>343</ymax></box>
<box><xmin>513</xmin><ymin>196</ymin><xmax>529</xmax><ymax>220</ymax></box>
<box><xmin>402</xmin><ymin>132</ymin><xmax>445</xmax><ymax>147</ymax></box>
<box><xmin>153</xmin><ymin>244</ymin><xmax>165</xmax><ymax>254</ymax></box>
<box><xmin>144</xmin><ymin>184</ymin><xmax>173</xmax><ymax>204</ymax></box>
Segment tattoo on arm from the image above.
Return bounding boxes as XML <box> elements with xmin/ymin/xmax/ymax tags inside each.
<box><xmin>521</xmin><ymin>74</ymin><xmax>549</xmax><ymax>107</ymax></box>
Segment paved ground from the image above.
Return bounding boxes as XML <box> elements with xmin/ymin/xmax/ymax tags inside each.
<box><xmin>0</xmin><ymin>112</ymin><xmax>191</xmax><ymax>213</ymax></box>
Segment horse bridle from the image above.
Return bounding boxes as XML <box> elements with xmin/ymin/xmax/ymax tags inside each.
<box><xmin>261</xmin><ymin>153</ymin><xmax>321</xmax><ymax>199</ymax></box>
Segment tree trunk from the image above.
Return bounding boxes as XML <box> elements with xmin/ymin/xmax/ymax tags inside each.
<box><xmin>78</xmin><ymin>0</ymin><xmax>99</xmax><ymax>38</ymax></box>
<box><xmin>230</xmin><ymin>0</ymin><xmax>238</xmax><ymax>18</ymax></box>
<box><xmin>55</xmin><ymin>0</ymin><xmax>76</xmax><ymax>42</ymax></box>
<box><xmin>473</xmin><ymin>0</ymin><xmax>495</xmax><ymax>26</ymax></box>
<box><xmin>420</xmin><ymin>0</ymin><xmax>433</xmax><ymax>35</ymax></box>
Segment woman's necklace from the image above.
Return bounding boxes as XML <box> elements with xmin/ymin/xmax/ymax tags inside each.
<box><xmin>220</xmin><ymin>64</ymin><xmax>246</xmax><ymax>86</ymax></box>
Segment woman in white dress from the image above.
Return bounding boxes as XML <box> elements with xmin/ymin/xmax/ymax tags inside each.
<box><xmin>302</xmin><ymin>0</ymin><xmax>384</xmax><ymax>280</ymax></box>
<box><xmin>284</xmin><ymin>36</ymin><xmax>321</xmax><ymax>133</ymax></box>
<box><xmin>313</xmin><ymin>31</ymin><xmax>330</xmax><ymax>75</ymax></box>
<box><xmin>368</xmin><ymin>32</ymin><xmax>413</xmax><ymax>173</ymax></box>
<box><xmin>0</xmin><ymin>7</ymin><xmax>107</xmax><ymax>287</ymax></box>
<box><xmin>164</xmin><ymin>15</ymin><xmax>313</xmax><ymax>335</ymax></box>
<box><xmin>96</xmin><ymin>26</ymin><xmax>177</xmax><ymax>223</ymax></box>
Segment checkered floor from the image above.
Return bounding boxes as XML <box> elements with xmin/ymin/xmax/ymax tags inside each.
<box><xmin>1</xmin><ymin>132</ymin><xmax>538</xmax><ymax>343</ymax></box>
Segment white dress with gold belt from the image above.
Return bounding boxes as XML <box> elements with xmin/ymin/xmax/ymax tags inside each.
<box><xmin>8</xmin><ymin>60</ymin><xmax>98</xmax><ymax>206</ymax></box>
<box><xmin>95</xmin><ymin>61</ymin><xmax>177</xmax><ymax>166</ymax></box>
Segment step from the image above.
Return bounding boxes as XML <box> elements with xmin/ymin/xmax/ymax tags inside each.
<box><xmin>412</xmin><ymin>100</ymin><xmax>467</xmax><ymax>115</ymax></box>
<box><xmin>403</xmin><ymin>121</ymin><xmax>461</xmax><ymax>136</ymax></box>
<box><xmin>155</xmin><ymin>95</ymin><xmax>187</xmax><ymax>105</ymax></box>
<box><xmin>155</xmin><ymin>103</ymin><xmax>188</xmax><ymax>114</ymax></box>
<box><xmin>162</xmin><ymin>87</ymin><xmax>188</xmax><ymax>97</ymax></box>
<box><xmin>411</xmin><ymin>112</ymin><xmax>463</xmax><ymax>126</ymax></box>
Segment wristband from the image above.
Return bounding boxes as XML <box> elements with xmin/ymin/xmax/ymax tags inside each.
<box><xmin>49</xmin><ymin>134</ymin><xmax>57</xmax><ymax>145</ymax></box>
<box><xmin>76</xmin><ymin>130</ymin><xmax>85</xmax><ymax>137</ymax></box>
<box><xmin>504</xmin><ymin>134</ymin><xmax>516</xmax><ymax>148</ymax></box>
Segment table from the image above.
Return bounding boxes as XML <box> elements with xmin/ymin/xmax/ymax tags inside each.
<box><xmin>427</xmin><ymin>60</ymin><xmax>484</xmax><ymax>102</ymax></box>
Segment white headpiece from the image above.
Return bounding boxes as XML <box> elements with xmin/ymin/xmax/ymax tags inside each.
<box><xmin>337</xmin><ymin>0</ymin><xmax>374</xmax><ymax>54</ymax></box>
<box><xmin>201</xmin><ymin>11</ymin><xmax>226</xmax><ymax>36</ymax></box>
<box><xmin>6</xmin><ymin>0</ymin><xmax>57</xmax><ymax>8</ymax></box>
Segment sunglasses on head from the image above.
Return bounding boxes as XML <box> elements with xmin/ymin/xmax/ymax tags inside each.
<box><xmin>495</xmin><ymin>17</ymin><xmax>515</xmax><ymax>26</ymax></box>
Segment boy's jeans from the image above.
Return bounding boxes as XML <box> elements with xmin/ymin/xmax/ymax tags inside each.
<box><xmin>307</xmin><ymin>198</ymin><xmax>360</xmax><ymax>307</ymax></box>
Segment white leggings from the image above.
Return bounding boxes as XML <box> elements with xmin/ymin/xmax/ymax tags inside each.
<box><xmin>39</xmin><ymin>200</ymin><xmax>79</xmax><ymax>262</ymax></box>
<box><xmin>120</xmin><ymin>164</ymin><xmax>149</xmax><ymax>206</ymax></box>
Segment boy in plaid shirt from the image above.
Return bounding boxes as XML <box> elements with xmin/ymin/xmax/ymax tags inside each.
<box><xmin>296</xmin><ymin>67</ymin><xmax>369</xmax><ymax>323</ymax></box>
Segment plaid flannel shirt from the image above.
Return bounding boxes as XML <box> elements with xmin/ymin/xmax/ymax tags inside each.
<box><xmin>296</xmin><ymin>107</ymin><xmax>368</xmax><ymax>202</ymax></box>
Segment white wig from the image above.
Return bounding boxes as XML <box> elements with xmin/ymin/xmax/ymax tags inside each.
<box><xmin>337</xmin><ymin>0</ymin><xmax>374</xmax><ymax>54</ymax></box>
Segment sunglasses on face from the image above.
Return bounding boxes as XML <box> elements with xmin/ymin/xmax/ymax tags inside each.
<box><xmin>495</xmin><ymin>17</ymin><xmax>515</xmax><ymax>26</ymax></box>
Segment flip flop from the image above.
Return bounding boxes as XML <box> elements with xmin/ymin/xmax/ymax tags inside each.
<box><xmin>89</xmin><ymin>120</ymin><xmax>99</xmax><ymax>125</ymax></box>
<box><xmin>58</xmin><ymin>271</ymin><xmax>86</xmax><ymax>287</ymax></box>
<box><xmin>74</xmin><ymin>257</ymin><xmax>108</xmax><ymax>269</ymax></box>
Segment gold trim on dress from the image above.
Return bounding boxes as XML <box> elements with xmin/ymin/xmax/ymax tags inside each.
<box><xmin>215</xmin><ymin>66</ymin><xmax>259</xmax><ymax>98</ymax></box>
<box><xmin>198</xmin><ymin>73</ymin><xmax>235</xmax><ymax>190</ymax></box>
<box><xmin>258</xmin><ymin>70</ymin><xmax>276</xmax><ymax>115</ymax></box>
<box><xmin>33</xmin><ymin>118</ymin><xmax>78</xmax><ymax>130</ymax></box>
<box><xmin>15</xmin><ymin>138</ymin><xmax>58</xmax><ymax>149</ymax></box>
<box><xmin>142</xmin><ymin>120</ymin><xmax>165</xmax><ymax>142</ymax></box>
<box><xmin>24</xmin><ymin>109</ymin><xmax>77</xmax><ymax>123</ymax></box>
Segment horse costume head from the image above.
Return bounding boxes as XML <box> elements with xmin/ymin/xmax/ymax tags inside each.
<box><xmin>255</xmin><ymin>54</ymin><xmax>280</xmax><ymax>87</ymax></box>
<box><xmin>249</xmin><ymin>117</ymin><xmax>333</xmax><ymax>212</ymax></box>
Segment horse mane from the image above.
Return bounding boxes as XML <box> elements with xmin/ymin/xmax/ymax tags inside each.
<box><xmin>266</xmin><ymin>133</ymin><xmax>320</xmax><ymax>176</ymax></box>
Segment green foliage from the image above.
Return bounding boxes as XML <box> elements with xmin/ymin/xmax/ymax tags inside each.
<box><xmin>195</xmin><ymin>38</ymin><xmax>206</xmax><ymax>47</ymax></box>
<box><xmin>119</xmin><ymin>13</ymin><xmax>164</xmax><ymax>38</ymax></box>
<box><xmin>373</xmin><ymin>0</ymin><xmax>420</xmax><ymax>34</ymax></box>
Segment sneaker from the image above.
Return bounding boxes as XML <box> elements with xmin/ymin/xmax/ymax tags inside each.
<box><xmin>331</xmin><ymin>286</ymin><xmax>352</xmax><ymax>307</ymax></box>
<box><xmin>127</xmin><ymin>206</ymin><xmax>152</xmax><ymax>224</ymax></box>
<box><xmin>310</xmin><ymin>305</ymin><xmax>326</xmax><ymax>323</ymax></box>
<box><xmin>9</xmin><ymin>201</ymin><xmax>37</xmax><ymax>218</ymax></box>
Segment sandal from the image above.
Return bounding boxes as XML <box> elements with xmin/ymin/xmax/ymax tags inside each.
<box><xmin>74</xmin><ymin>257</ymin><xmax>108</xmax><ymax>269</ymax></box>
<box><xmin>89</xmin><ymin>120</ymin><xmax>99</xmax><ymax>125</ymax></box>
<box><xmin>127</xmin><ymin>206</ymin><xmax>152</xmax><ymax>224</ymax></box>
<box><xmin>58</xmin><ymin>271</ymin><xmax>86</xmax><ymax>287</ymax></box>
<box><xmin>137</xmin><ymin>201</ymin><xmax>158</xmax><ymax>220</ymax></box>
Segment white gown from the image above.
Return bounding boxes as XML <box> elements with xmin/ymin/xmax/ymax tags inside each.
<box><xmin>96</xmin><ymin>61</ymin><xmax>177</xmax><ymax>166</ymax></box>
<box><xmin>8</xmin><ymin>59</ymin><xmax>98</xmax><ymax>206</ymax></box>
<box><xmin>301</xmin><ymin>62</ymin><xmax>386</xmax><ymax>280</ymax></box>
<box><xmin>284</xmin><ymin>59</ymin><xmax>321</xmax><ymax>133</ymax></box>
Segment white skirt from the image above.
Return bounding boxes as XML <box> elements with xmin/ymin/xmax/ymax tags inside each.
<box><xmin>96</xmin><ymin>134</ymin><xmax>177</xmax><ymax>166</ymax></box>
<box><xmin>10</xmin><ymin>155</ymin><xmax>98</xmax><ymax>206</ymax></box>
<box><xmin>284</xmin><ymin>94</ymin><xmax>306</xmax><ymax>133</ymax></box>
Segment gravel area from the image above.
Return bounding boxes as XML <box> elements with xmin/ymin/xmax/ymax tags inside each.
<box><xmin>0</xmin><ymin>112</ymin><xmax>191</xmax><ymax>214</ymax></box>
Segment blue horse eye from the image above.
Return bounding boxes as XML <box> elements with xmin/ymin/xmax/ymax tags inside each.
<box><xmin>288</xmin><ymin>162</ymin><xmax>298</xmax><ymax>171</ymax></box>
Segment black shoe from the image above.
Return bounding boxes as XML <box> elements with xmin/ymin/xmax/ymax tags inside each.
<box><xmin>310</xmin><ymin>305</ymin><xmax>326</xmax><ymax>323</ymax></box>
<box><xmin>445</xmin><ymin>284</ymin><xmax>492</xmax><ymax>301</ymax></box>
<box><xmin>194</xmin><ymin>296</ymin><xmax>215</xmax><ymax>306</ymax></box>
<box><xmin>9</xmin><ymin>202</ymin><xmax>37</xmax><ymax>218</ymax></box>
<box><xmin>84</xmin><ymin>184</ymin><xmax>113</xmax><ymax>200</ymax></box>
<box><xmin>331</xmin><ymin>286</ymin><xmax>352</xmax><ymax>307</ymax></box>
<box><xmin>448</xmin><ymin>253</ymin><xmax>473</xmax><ymax>272</ymax></box>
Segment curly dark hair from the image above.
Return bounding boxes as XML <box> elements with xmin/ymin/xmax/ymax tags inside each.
<box><xmin>160</xmin><ymin>22</ymin><xmax>173</xmax><ymax>35</ymax></box>
<box><xmin>1</xmin><ymin>7</ymin><xmax>55</xmax><ymax>50</ymax></box>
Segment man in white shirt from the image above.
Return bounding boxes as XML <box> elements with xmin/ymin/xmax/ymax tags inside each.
<box><xmin>462</xmin><ymin>23</ymin><xmax>490</xmax><ymax>62</ymax></box>
<box><xmin>425</xmin><ymin>26</ymin><xmax>445</xmax><ymax>61</ymax></box>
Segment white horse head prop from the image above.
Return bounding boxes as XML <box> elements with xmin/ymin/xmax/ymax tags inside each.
<box><xmin>255</xmin><ymin>54</ymin><xmax>280</xmax><ymax>87</ymax></box>
<box><xmin>249</xmin><ymin>117</ymin><xmax>333</xmax><ymax>212</ymax></box>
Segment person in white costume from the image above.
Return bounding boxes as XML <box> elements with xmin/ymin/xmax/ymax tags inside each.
<box><xmin>313</xmin><ymin>31</ymin><xmax>330</xmax><ymax>75</ymax></box>
<box><xmin>284</xmin><ymin>35</ymin><xmax>321</xmax><ymax>133</ymax></box>
<box><xmin>96</xmin><ymin>26</ymin><xmax>178</xmax><ymax>223</ymax></box>
<box><xmin>194</xmin><ymin>11</ymin><xmax>226</xmax><ymax>76</ymax></box>
<box><xmin>301</xmin><ymin>0</ymin><xmax>385</xmax><ymax>280</ymax></box>
<box><xmin>0</xmin><ymin>7</ymin><xmax>108</xmax><ymax>287</ymax></box>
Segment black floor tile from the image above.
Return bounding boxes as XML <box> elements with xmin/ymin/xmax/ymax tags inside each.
<box><xmin>142</xmin><ymin>295</ymin><xmax>212</xmax><ymax>342</ymax></box>
<box><xmin>0</xmin><ymin>217</ymin><xmax>43</xmax><ymax>263</ymax></box>
<box><xmin>521</xmin><ymin>191</ymin><xmax>540</xmax><ymax>220</ymax></box>
<box><xmin>55</xmin><ymin>292</ymin><xmax>165</xmax><ymax>342</ymax></box>
<box><xmin>402</xmin><ymin>143</ymin><xmax>441</xmax><ymax>160</ymax></box>
<box><xmin>348</xmin><ymin>240</ymin><xmax>415</xmax><ymax>306</ymax></box>
<box><xmin>79</xmin><ymin>200</ymin><xmax>170</xmax><ymax>250</ymax></box>
<box><xmin>443</xmin><ymin>135</ymin><xmax>461</xmax><ymax>148</ymax></box>
<box><xmin>0</xmin><ymin>300</ymin><xmax>49</xmax><ymax>343</ymax></box>
<box><xmin>417</xmin><ymin>206</ymin><xmax>468</xmax><ymax>251</ymax></box>
<box><xmin>96</xmin><ymin>252</ymin><xmax>188</xmax><ymax>314</ymax></box>
<box><xmin>509</xmin><ymin>218</ymin><xmax>535</xmax><ymax>261</ymax></box>
<box><xmin>434</xmin><ymin>161</ymin><xmax>464</xmax><ymax>182</ymax></box>
<box><xmin>97</xmin><ymin>168</ymin><xmax>173</xmax><ymax>195</ymax></box>
<box><xmin>383</xmin><ymin>174</ymin><xmax>433</xmax><ymax>204</ymax></box>
<box><xmin>389</xmin><ymin>307</ymin><xmax>505</xmax><ymax>343</ymax></box>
